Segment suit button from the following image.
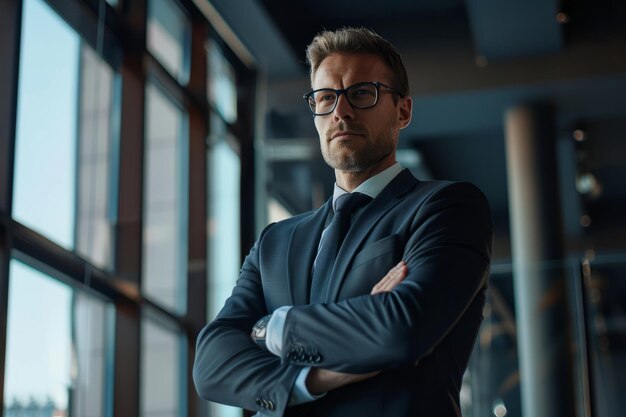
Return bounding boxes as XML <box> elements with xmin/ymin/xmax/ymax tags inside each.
<box><xmin>314</xmin><ymin>354</ymin><xmax>322</xmax><ymax>363</ymax></box>
<box><xmin>267</xmin><ymin>400</ymin><xmax>275</xmax><ymax>410</ymax></box>
<box><xmin>255</xmin><ymin>397</ymin><xmax>263</xmax><ymax>407</ymax></box>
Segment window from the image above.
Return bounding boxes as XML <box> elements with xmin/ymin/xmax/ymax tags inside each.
<box><xmin>13</xmin><ymin>0</ymin><xmax>80</xmax><ymax>248</ymax></box>
<box><xmin>13</xmin><ymin>0</ymin><xmax>119</xmax><ymax>269</ymax></box>
<box><xmin>76</xmin><ymin>45</ymin><xmax>120</xmax><ymax>269</ymax></box>
<box><xmin>141</xmin><ymin>310</ymin><xmax>186</xmax><ymax>417</ymax></box>
<box><xmin>4</xmin><ymin>258</ymin><xmax>114</xmax><ymax>417</ymax></box>
<box><xmin>207</xmin><ymin>40</ymin><xmax>237</xmax><ymax>124</ymax></box>
<box><xmin>147</xmin><ymin>0</ymin><xmax>191</xmax><ymax>84</ymax></box>
<box><xmin>142</xmin><ymin>82</ymin><xmax>188</xmax><ymax>313</ymax></box>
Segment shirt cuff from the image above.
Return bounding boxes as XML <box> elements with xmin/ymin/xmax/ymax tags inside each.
<box><xmin>266</xmin><ymin>305</ymin><xmax>291</xmax><ymax>356</ymax></box>
<box><xmin>289</xmin><ymin>367</ymin><xmax>327</xmax><ymax>406</ymax></box>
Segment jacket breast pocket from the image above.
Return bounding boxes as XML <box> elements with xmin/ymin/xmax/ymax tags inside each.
<box><xmin>340</xmin><ymin>235</ymin><xmax>400</xmax><ymax>297</ymax></box>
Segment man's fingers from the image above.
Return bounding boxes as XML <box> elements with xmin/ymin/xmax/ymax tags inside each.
<box><xmin>382</xmin><ymin>262</ymin><xmax>407</xmax><ymax>291</ymax></box>
<box><xmin>371</xmin><ymin>261</ymin><xmax>407</xmax><ymax>294</ymax></box>
<box><xmin>372</xmin><ymin>266</ymin><xmax>395</xmax><ymax>294</ymax></box>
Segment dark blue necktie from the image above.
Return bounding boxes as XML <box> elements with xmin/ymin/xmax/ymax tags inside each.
<box><xmin>310</xmin><ymin>192</ymin><xmax>372</xmax><ymax>303</ymax></box>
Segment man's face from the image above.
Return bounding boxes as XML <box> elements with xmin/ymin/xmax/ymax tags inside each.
<box><xmin>312</xmin><ymin>53</ymin><xmax>412</xmax><ymax>174</ymax></box>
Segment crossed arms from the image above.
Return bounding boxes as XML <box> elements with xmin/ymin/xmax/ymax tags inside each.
<box><xmin>270</xmin><ymin>261</ymin><xmax>409</xmax><ymax>395</ymax></box>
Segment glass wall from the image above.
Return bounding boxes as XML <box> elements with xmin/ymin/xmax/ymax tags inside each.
<box><xmin>7</xmin><ymin>2</ymin><xmax>120</xmax><ymax>416</ymax></box>
<box><xmin>583</xmin><ymin>255</ymin><xmax>626</xmax><ymax>417</ymax></box>
<box><xmin>462</xmin><ymin>270</ymin><xmax>521</xmax><ymax>417</ymax></box>
<box><xmin>4</xmin><ymin>258</ymin><xmax>114</xmax><ymax>417</ymax></box>
<box><xmin>1</xmin><ymin>0</ymin><xmax>256</xmax><ymax>416</ymax></box>
<box><xmin>460</xmin><ymin>257</ymin><xmax>626</xmax><ymax>417</ymax></box>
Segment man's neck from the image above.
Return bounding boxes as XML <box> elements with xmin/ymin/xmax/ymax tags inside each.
<box><xmin>335</xmin><ymin>159</ymin><xmax>396</xmax><ymax>192</ymax></box>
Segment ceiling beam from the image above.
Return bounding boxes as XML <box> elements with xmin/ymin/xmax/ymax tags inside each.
<box><xmin>465</xmin><ymin>0</ymin><xmax>562</xmax><ymax>61</ymax></box>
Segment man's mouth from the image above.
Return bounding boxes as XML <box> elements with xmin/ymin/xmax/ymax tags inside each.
<box><xmin>330</xmin><ymin>131</ymin><xmax>363</xmax><ymax>140</ymax></box>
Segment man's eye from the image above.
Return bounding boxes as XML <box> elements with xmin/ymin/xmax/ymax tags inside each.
<box><xmin>353</xmin><ymin>88</ymin><xmax>374</xmax><ymax>96</ymax></box>
<box><xmin>320</xmin><ymin>94</ymin><xmax>335</xmax><ymax>101</ymax></box>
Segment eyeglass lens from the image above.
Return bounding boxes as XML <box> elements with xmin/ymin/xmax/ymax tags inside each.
<box><xmin>308</xmin><ymin>83</ymin><xmax>378</xmax><ymax>115</ymax></box>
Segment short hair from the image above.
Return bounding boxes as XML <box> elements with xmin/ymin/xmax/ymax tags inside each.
<box><xmin>305</xmin><ymin>27</ymin><xmax>409</xmax><ymax>96</ymax></box>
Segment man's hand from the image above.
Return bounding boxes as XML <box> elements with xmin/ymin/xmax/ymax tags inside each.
<box><xmin>305</xmin><ymin>261</ymin><xmax>409</xmax><ymax>395</ymax></box>
<box><xmin>371</xmin><ymin>261</ymin><xmax>408</xmax><ymax>294</ymax></box>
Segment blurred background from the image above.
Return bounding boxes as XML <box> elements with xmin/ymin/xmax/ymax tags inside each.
<box><xmin>0</xmin><ymin>0</ymin><xmax>625</xmax><ymax>416</ymax></box>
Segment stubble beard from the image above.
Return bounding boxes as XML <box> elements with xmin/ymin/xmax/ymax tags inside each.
<box><xmin>321</xmin><ymin>122</ymin><xmax>396</xmax><ymax>173</ymax></box>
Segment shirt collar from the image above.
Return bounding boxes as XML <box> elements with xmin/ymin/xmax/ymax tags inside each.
<box><xmin>332</xmin><ymin>163</ymin><xmax>403</xmax><ymax>211</ymax></box>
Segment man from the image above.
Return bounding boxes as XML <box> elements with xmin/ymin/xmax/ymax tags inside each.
<box><xmin>193</xmin><ymin>27</ymin><xmax>492</xmax><ymax>417</ymax></box>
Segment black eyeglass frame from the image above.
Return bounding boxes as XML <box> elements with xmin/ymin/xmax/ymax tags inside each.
<box><xmin>302</xmin><ymin>81</ymin><xmax>405</xmax><ymax>116</ymax></box>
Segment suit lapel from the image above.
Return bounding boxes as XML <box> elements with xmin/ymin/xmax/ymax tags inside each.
<box><xmin>324</xmin><ymin>170</ymin><xmax>419</xmax><ymax>301</ymax></box>
<box><xmin>287</xmin><ymin>199</ymin><xmax>332</xmax><ymax>306</ymax></box>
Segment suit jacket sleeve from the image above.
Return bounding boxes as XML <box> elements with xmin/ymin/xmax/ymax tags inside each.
<box><xmin>192</xmin><ymin>224</ymin><xmax>301</xmax><ymax>416</ymax></box>
<box><xmin>281</xmin><ymin>181</ymin><xmax>493</xmax><ymax>373</ymax></box>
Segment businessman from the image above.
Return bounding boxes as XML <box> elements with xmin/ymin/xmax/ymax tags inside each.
<box><xmin>193</xmin><ymin>27</ymin><xmax>493</xmax><ymax>417</ymax></box>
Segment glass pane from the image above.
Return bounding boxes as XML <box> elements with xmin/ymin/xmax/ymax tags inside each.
<box><xmin>584</xmin><ymin>255</ymin><xmax>626</xmax><ymax>417</ymax></box>
<box><xmin>207</xmin><ymin>113</ymin><xmax>240</xmax><ymax>321</ymax></box>
<box><xmin>141</xmin><ymin>311</ymin><xmax>186</xmax><ymax>417</ymax></box>
<box><xmin>13</xmin><ymin>0</ymin><xmax>79</xmax><ymax>248</ymax></box>
<box><xmin>13</xmin><ymin>0</ymin><xmax>118</xmax><ymax>268</ymax></box>
<box><xmin>207</xmin><ymin>40</ymin><xmax>237</xmax><ymax>124</ymax></box>
<box><xmin>4</xmin><ymin>259</ymin><xmax>114</xmax><ymax>417</ymax></box>
<box><xmin>72</xmin><ymin>290</ymin><xmax>115</xmax><ymax>417</ymax></box>
<box><xmin>76</xmin><ymin>45</ymin><xmax>119</xmax><ymax>269</ymax></box>
<box><xmin>147</xmin><ymin>0</ymin><xmax>190</xmax><ymax>84</ymax></box>
<box><xmin>143</xmin><ymin>83</ymin><xmax>188</xmax><ymax>313</ymax></box>
<box><xmin>206</xmin><ymin>114</ymin><xmax>241</xmax><ymax>417</ymax></box>
<box><xmin>462</xmin><ymin>272</ymin><xmax>521</xmax><ymax>417</ymax></box>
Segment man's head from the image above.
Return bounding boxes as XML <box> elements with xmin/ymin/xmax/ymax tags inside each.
<box><xmin>306</xmin><ymin>27</ymin><xmax>409</xmax><ymax>97</ymax></box>
<box><xmin>304</xmin><ymin>28</ymin><xmax>412</xmax><ymax>185</ymax></box>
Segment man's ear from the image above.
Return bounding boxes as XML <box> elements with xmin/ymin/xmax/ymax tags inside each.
<box><xmin>397</xmin><ymin>96</ymin><xmax>412</xmax><ymax>130</ymax></box>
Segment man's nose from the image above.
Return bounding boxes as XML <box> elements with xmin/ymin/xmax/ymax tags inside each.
<box><xmin>333</xmin><ymin>93</ymin><xmax>355</xmax><ymax>120</ymax></box>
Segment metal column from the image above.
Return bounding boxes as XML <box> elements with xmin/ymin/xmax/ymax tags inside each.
<box><xmin>505</xmin><ymin>105</ymin><xmax>575</xmax><ymax>417</ymax></box>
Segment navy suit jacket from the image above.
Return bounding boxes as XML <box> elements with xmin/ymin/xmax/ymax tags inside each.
<box><xmin>193</xmin><ymin>170</ymin><xmax>493</xmax><ymax>417</ymax></box>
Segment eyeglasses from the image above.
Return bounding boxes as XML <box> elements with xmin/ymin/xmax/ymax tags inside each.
<box><xmin>303</xmin><ymin>81</ymin><xmax>404</xmax><ymax>116</ymax></box>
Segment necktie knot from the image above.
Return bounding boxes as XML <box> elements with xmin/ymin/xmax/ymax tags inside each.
<box><xmin>334</xmin><ymin>192</ymin><xmax>372</xmax><ymax>215</ymax></box>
